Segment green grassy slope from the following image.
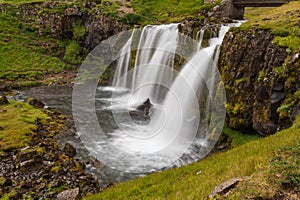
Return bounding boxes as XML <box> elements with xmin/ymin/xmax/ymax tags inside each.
<box><xmin>85</xmin><ymin>116</ymin><xmax>300</xmax><ymax>200</ymax></box>
<box><xmin>0</xmin><ymin>6</ymin><xmax>73</xmax><ymax>88</ymax></box>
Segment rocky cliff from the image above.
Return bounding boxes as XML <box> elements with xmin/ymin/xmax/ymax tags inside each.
<box><xmin>0</xmin><ymin>1</ymin><xmax>128</xmax><ymax>56</ymax></box>
<box><xmin>219</xmin><ymin>28</ymin><xmax>300</xmax><ymax>135</ymax></box>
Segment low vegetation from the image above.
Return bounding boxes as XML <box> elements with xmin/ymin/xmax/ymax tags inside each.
<box><xmin>228</xmin><ymin>140</ymin><xmax>300</xmax><ymax>199</ymax></box>
<box><xmin>0</xmin><ymin>8</ymin><xmax>73</xmax><ymax>87</ymax></box>
<box><xmin>84</xmin><ymin>115</ymin><xmax>300</xmax><ymax>199</ymax></box>
<box><xmin>131</xmin><ymin>0</ymin><xmax>220</xmax><ymax>24</ymax></box>
<box><xmin>0</xmin><ymin>100</ymin><xmax>49</xmax><ymax>153</ymax></box>
<box><xmin>243</xmin><ymin>0</ymin><xmax>300</xmax><ymax>52</ymax></box>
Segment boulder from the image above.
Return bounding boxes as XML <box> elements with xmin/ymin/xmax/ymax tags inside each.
<box><xmin>28</xmin><ymin>98</ymin><xmax>45</xmax><ymax>109</ymax></box>
<box><xmin>219</xmin><ymin>29</ymin><xmax>299</xmax><ymax>135</ymax></box>
<box><xmin>0</xmin><ymin>96</ymin><xmax>9</xmax><ymax>105</ymax></box>
<box><xmin>57</xmin><ymin>188</ymin><xmax>80</xmax><ymax>200</ymax></box>
<box><xmin>63</xmin><ymin>143</ymin><xmax>76</xmax><ymax>157</ymax></box>
<box><xmin>136</xmin><ymin>98</ymin><xmax>152</xmax><ymax>116</ymax></box>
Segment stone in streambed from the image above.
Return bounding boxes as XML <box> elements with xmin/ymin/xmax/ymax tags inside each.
<box><xmin>63</xmin><ymin>143</ymin><xmax>76</xmax><ymax>157</ymax></box>
<box><xmin>136</xmin><ymin>98</ymin><xmax>153</xmax><ymax>116</ymax></box>
<box><xmin>28</xmin><ymin>98</ymin><xmax>45</xmax><ymax>109</ymax></box>
<box><xmin>0</xmin><ymin>96</ymin><xmax>9</xmax><ymax>105</ymax></box>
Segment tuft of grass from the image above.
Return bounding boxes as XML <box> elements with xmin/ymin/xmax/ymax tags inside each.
<box><xmin>0</xmin><ymin>100</ymin><xmax>49</xmax><ymax>153</ymax></box>
<box><xmin>85</xmin><ymin>115</ymin><xmax>300</xmax><ymax>199</ymax></box>
<box><xmin>63</xmin><ymin>40</ymin><xmax>82</xmax><ymax>65</ymax></box>
<box><xmin>243</xmin><ymin>1</ymin><xmax>300</xmax><ymax>52</ymax></box>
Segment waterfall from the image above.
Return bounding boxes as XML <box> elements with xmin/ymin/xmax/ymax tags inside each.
<box><xmin>111</xmin><ymin>24</ymin><xmax>179</xmax><ymax>105</ymax></box>
<box><xmin>112</xmin><ymin>29</ymin><xmax>135</xmax><ymax>88</ymax></box>
<box><xmin>85</xmin><ymin>22</ymin><xmax>242</xmax><ymax>173</ymax></box>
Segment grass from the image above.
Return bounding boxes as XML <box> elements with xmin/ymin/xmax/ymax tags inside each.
<box><xmin>0</xmin><ymin>0</ymin><xmax>44</xmax><ymax>3</ymax></box>
<box><xmin>84</xmin><ymin>115</ymin><xmax>300</xmax><ymax>199</ymax></box>
<box><xmin>222</xmin><ymin>126</ymin><xmax>262</xmax><ymax>148</ymax></box>
<box><xmin>227</xmin><ymin>140</ymin><xmax>300</xmax><ymax>199</ymax></box>
<box><xmin>0</xmin><ymin>100</ymin><xmax>49</xmax><ymax>153</ymax></box>
<box><xmin>0</xmin><ymin>3</ymin><xmax>74</xmax><ymax>87</ymax></box>
<box><xmin>130</xmin><ymin>0</ymin><xmax>219</xmax><ymax>24</ymax></box>
<box><xmin>243</xmin><ymin>0</ymin><xmax>300</xmax><ymax>52</ymax></box>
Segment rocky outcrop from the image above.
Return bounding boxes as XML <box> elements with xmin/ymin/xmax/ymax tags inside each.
<box><xmin>208</xmin><ymin>0</ymin><xmax>244</xmax><ymax>20</ymax></box>
<box><xmin>1</xmin><ymin>1</ymin><xmax>128</xmax><ymax>54</ymax></box>
<box><xmin>219</xmin><ymin>28</ymin><xmax>300</xmax><ymax>135</ymax></box>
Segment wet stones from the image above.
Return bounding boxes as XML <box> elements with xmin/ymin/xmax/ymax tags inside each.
<box><xmin>28</xmin><ymin>98</ymin><xmax>45</xmax><ymax>109</ymax></box>
<box><xmin>63</xmin><ymin>143</ymin><xmax>76</xmax><ymax>157</ymax></box>
<box><xmin>0</xmin><ymin>111</ymin><xmax>100</xmax><ymax>199</ymax></box>
<box><xmin>136</xmin><ymin>98</ymin><xmax>153</xmax><ymax>116</ymax></box>
<box><xmin>0</xmin><ymin>96</ymin><xmax>9</xmax><ymax>105</ymax></box>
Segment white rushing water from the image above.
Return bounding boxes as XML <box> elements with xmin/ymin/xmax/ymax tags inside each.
<box><xmin>89</xmin><ymin>22</ymin><xmax>242</xmax><ymax>173</ymax></box>
<box><xmin>111</xmin><ymin>24</ymin><xmax>179</xmax><ymax>106</ymax></box>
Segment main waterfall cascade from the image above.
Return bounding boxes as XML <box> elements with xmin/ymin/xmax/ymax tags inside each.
<box><xmin>75</xmin><ymin>22</ymin><xmax>242</xmax><ymax>173</ymax></box>
<box><xmin>111</xmin><ymin>24</ymin><xmax>179</xmax><ymax>105</ymax></box>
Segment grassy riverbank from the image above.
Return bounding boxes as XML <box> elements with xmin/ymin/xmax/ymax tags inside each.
<box><xmin>0</xmin><ymin>100</ymin><xmax>49</xmax><ymax>153</ymax></box>
<box><xmin>85</xmin><ymin>116</ymin><xmax>300</xmax><ymax>199</ymax></box>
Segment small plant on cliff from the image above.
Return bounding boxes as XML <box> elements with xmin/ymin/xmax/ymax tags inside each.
<box><xmin>63</xmin><ymin>40</ymin><xmax>82</xmax><ymax>65</ymax></box>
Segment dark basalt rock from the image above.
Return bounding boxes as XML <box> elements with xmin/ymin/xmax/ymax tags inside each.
<box><xmin>136</xmin><ymin>98</ymin><xmax>153</xmax><ymax>116</ymax></box>
<box><xmin>0</xmin><ymin>96</ymin><xmax>9</xmax><ymax>105</ymax></box>
<box><xmin>219</xmin><ymin>28</ymin><xmax>299</xmax><ymax>135</ymax></box>
<box><xmin>63</xmin><ymin>143</ymin><xmax>76</xmax><ymax>157</ymax></box>
<box><xmin>28</xmin><ymin>98</ymin><xmax>45</xmax><ymax>109</ymax></box>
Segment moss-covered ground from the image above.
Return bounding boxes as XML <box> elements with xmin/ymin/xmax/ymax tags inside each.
<box><xmin>0</xmin><ymin>4</ymin><xmax>74</xmax><ymax>88</ymax></box>
<box><xmin>0</xmin><ymin>100</ymin><xmax>49</xmax><ymax>153</ymax></box>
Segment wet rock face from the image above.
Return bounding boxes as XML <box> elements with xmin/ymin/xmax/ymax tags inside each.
<box><xmin>219</xmin><ymin>29</ymin><xmax>300</xmax><ymax>135</ymax></box>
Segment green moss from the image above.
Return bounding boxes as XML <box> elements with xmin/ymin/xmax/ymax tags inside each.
<box><xmin>50</xmin><ymin>166</ymin><xmax>60</xmax><ymax>174</ymax></box>
<box><xmin>63</xmin><ymin>40</ymin><xmax>82</xmax><ymax>65</ymax></box>
<box><xmin>73</xmin><ymin>19</ymin><xmax>86</xmax><ymax>41</ymax></box>
<box><xmin>0</xmin><ymin>100</ymin><xmax>49</xmax><ymax>152</ymax></box>
<box><xmin>0</xmin><ymin>177</ymin><xmax>5</xmax><ymax>185</ymax></box>
<box><xmin>0</xmin><ymin>189</ymin><xmax>16</xmax><ymax>200</ymax></box>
